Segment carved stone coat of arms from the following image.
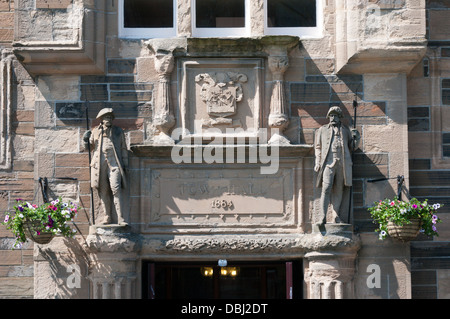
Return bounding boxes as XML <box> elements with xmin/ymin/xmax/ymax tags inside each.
<box><xmin>195</xmin><ymin>72</ymin><xmax>248</xmax><ymax>127</ymax></box>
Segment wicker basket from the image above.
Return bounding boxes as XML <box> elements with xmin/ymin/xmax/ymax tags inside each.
<box><xmin>387</xmin><ymin>218</ymin><xmax>422</xmax><ymax>242</ymax></box>
<box><xmin>23</xmin><ymin>220</ymin><xmax>54</xmax><ymax>244</ymax></box>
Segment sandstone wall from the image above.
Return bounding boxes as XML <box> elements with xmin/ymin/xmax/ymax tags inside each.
<box><xmin>0</xmin><ymin>0</ymin><xmax>446</xmax><ymax>299</ymax></box>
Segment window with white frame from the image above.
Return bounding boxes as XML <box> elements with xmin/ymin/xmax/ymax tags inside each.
<box><xmin>118</xmin><ymin>0</ymin><xmax>321</xmax><ymax>39</ymax></box>
<box><xmin>264</xmin><ymin>0</ymin><xmax>322</xmax><ymax>38</ymax></box>
<box><xmin>192</xmin><ymin>0</ymin><xmax>250</xmax><ymax>37</ymax></box>
<box><xmin>118</xmin><ymin>0</ymin><xmax>177</xmax><ymax>38</ymax></box>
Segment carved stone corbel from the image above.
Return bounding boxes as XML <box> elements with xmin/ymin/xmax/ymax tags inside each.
<box><xmin>268</xmin><ymin>55</ymin><xmax>290</xmax><ymax>145</ymax></box>
<box><xmin>153</xmin><ymin>52</ymin><xmax>176</xmax><ymax>145</ymax></box>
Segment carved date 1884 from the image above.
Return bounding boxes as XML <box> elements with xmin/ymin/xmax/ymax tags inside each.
<box><xmin>211</xmin><ymin>199</ymin><xmax>234</xmax><ymax>209</ymax></box>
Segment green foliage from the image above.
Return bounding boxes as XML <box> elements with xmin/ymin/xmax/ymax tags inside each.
<box><xmin>368</xmin><ymin>197</ymin><xmax>442</xmax><ymax>240</ymax></box>
<box><xmin>2</xmin><ymin>197</ymin><xmax>78</xmax><ymax>249</ymax></box>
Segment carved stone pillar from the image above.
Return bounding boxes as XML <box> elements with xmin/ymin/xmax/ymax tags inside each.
<box><xmin>153</xmin><ymin>52</ymin><xmax>176</xmax><ymax>145</ymax></box>
<box><xmin>304</xmin><ymin>251</ymin><xmax>356</xmax><ymax>299</ymax></box>
<box><xmin>262</xmin><ymin>36</ymin><xmax>298</xmax><ymax>145</ymax></box>
<box><xmin>0</xmin><ymin>49</ymin><xmax>13</xmax><ymax>169</ymax></box>
<box><xmin>86</xmin><ymin>225</ymin><xmax>139</xmax><ymax>299</ymax></box>
<box><xmin>267</xmin><ymin>54</ymin><xmax>290</xmax><ymax>145</ymax></box>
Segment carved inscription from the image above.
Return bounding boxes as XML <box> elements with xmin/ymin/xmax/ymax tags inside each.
<box><xmin>211</xmin><ymin>199</ymin><xmax>234</xmax><ymax>209</ymax></box>
<box><xmin>148</xmin><ymin>168</ymin><xmax>294</xmax><ymax>228</ymax></box>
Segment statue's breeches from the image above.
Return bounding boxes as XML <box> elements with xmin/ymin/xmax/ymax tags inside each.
<box><xmin>99</xmin><ymin>162</ymin><xmax>122</xmax><ymax>194</ymax></box>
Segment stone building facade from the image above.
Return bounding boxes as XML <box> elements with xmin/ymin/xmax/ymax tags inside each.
<box><xmin>0</xmin><ymin>0</ymin><xmax>449</xmax><ymax>299</ymax></box>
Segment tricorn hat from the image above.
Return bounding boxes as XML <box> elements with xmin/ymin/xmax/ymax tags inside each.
<box><xmin>96</xmin><ymin>108</ymin><xmax>115</xmax><ymax>119</ymax></box>
<box><xmin>326</xmin><ymin>106</ymin><xmax>343</xmax><ymax>118</ymax></box>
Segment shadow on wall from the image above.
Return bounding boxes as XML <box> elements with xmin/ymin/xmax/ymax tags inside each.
<box><xmin>34</xmin><ymin>237</ymin><xmax>91</xmax><ymax>299</ymax></box>
<box><xmin>355</xmin><ymin>236</ymin><xmax>413</xmax><ymax>299</ymax></box>
<box><xmin>292</xmin><ymin>55</ymin><xmax>396</xmax><ymax>232</ymax></box>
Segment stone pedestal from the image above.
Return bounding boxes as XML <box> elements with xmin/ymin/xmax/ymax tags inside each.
<box><xmin>86</xmin><ymin>225</ymin><xmax>140</xmax><ymax>299</ymax></box>
<box><xmin>305</xmin><ymin>251</ymin><xmax>356</xmax><ymax>299</ymax></box>
<box><xmin>312</xmin><ymin>223</ymin><xmax>354</xmax><ymax>238</ymax></box>
<box><xmin>305</xmin><ymin>224</ymin><xmax>358</xmax><ymax>299</ymax></box>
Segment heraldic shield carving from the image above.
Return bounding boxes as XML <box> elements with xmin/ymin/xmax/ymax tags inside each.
<box><xmin>195</xmin><ymin>72</ymin><xmax>248</xmax><ymax>127</ymax></box>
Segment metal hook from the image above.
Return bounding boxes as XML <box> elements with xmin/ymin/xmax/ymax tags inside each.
<box><xmin>397</xmin><ymin>175</ymin><xmax>404</xmax><ymax>201</ymax></box>
<box><xmin>38</xmin><ymin>177</ymin><xmax>49</xmax><ymax>203</ymax></box>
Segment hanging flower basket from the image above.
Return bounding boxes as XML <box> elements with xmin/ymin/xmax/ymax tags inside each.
<box><xmin>2</xmin><ymin>197</ymin><xmax>78</xmax><ymax>249</ymax></box>
<box><xmin>386</xmin><ymin>218</ymin><xmax>422</xmax><ymax>242</ymax></box>
<box><xmin>22</xmin><ymin>220</ymin><xmax>54</xmax><ymax>245</ymax></box>
<box><xmin>368</xmin><ymin>197</ymin><xmax>442</xmax><ymax>242</ymax></box>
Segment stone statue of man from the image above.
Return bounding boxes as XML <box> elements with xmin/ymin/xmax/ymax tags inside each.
<box><xmin>314</xmin><ymin>106</ymin><xmax>360</xmax><ymax>226</ymax></box>
<box><xmin>83</xmin><ymin>108</ymin><xmax>128</xmax><ymax>225</ymax></box>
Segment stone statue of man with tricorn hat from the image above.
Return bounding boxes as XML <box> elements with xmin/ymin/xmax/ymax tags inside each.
<box><xmin>314</xmin><ymin>106</ymin><xmax>360</xmax><ymax>227</ymax></box>
<box><xmin>83</xmin><ymin>108</ymin><xmax>128</xmax><ymax>225</ymax></box>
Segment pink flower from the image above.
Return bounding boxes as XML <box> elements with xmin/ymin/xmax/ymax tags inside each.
<box><xmin>390</xmin><ymin>201</ymin><xmax>395</xmax><ymax>206</ymax></box>
<box><xmin>412</xmin><ymin>204</ymin><xmax>418</xmax><ymax>209</ymax></box>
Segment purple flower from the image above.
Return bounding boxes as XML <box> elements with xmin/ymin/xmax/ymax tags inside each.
<box><xmin>47</xmin><ymin>216</ymin><xmax>54</xmax><ymax>228</ymax></box>
<box><xmin>432</xmin><ymin>225</ymin><xmax>437</xmax><ymax>232</ymax></box>
<box><xmin>18</xmin><ymin>205</ymin><xmax>24</xmax><ymax>212</ymax></box>
<box><xmin>3</xmin><ymin>215</ymin><xmax>9</xmax><ymax>223</ymax></box>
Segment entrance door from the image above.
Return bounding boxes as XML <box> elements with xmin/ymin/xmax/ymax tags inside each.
<box><xmin>142</xmin><ymin>260</ymin><xmax>302</xmax><ymax>299</ymax></box>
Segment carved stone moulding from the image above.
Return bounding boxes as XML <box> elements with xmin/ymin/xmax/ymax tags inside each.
<box><xmin>12</xmin><ymin>1</ymin><xmax>106</xmax><ymax>75</ymax></box>
<box><xmin>140</xmin><ymin>232</ymin><xmax>361</xmax><ymax>257</ymax></box>
<box><xmin>337</xmin><ymin>45</ymin><xmax>428</xmax><ymax>74</ymax></box>
<box><xmin>0</xmin><ymin>50</ymin><xmax>13</xmax><ymax>169</ymax></box>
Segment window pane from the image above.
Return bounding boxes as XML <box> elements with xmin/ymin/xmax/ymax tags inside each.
<box><xmin>443</xmin><ymin>80</ymin><xmax>450</xmax><ymax>105</ymax></box>
<box><xmin>267</xmin><ymin>0</ymin><xmax>316</xmax><ymax>27</ymax></box>
<box><xmin>124</xmin><ymin>0</ymin><xmax>173</xmax><ymax>28</ymax></box>
<box><xmin>196</xmin><ymin>0</ymin><xmax>245</xmax><ymax>28</ymax></box>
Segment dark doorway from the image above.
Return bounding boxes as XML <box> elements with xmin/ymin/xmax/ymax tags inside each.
<box><xmin>142</xmin><ymin>260</ymin><xmax>302</xmax><ymax>299</ymax></box>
